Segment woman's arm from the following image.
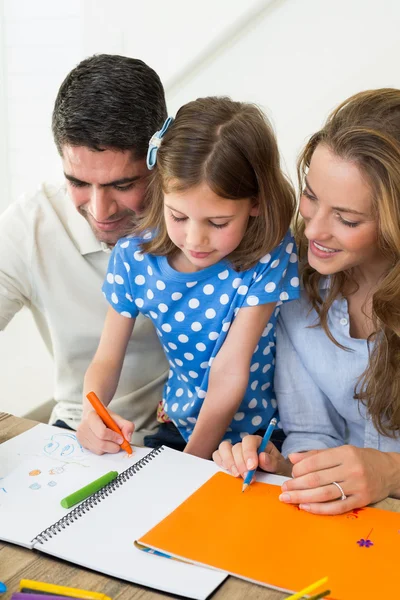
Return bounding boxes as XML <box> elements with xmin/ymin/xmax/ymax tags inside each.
<box><xmin>77</xmin><ymin>306</ymin><xmax>136</xmax><ymax>454</ymax></box>
<box><xmin>184</xmin><ymin>302</ymin><xmax>276</xmax><ymax>459</ymax></box>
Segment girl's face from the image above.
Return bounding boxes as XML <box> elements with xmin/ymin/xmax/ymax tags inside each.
<box><xmin>300</xmin><ymin>144</ymin><xmax>387</xmax><ymax>281</ymax></box>
<box><xmin>164</xmin><ymin>181</ymin><xmax>258</xmax><ymax>273</ymax></box>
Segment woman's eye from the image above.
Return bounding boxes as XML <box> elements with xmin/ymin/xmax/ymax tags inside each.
<box><xmin>302</xmin><ymin>189</ymin><xmax>316</xmax><ymax>201</ymax></box>
<box><xmin>337</xmin><ymin>214</ymin><xmax>360</xmax><ymax>228</ymax></box>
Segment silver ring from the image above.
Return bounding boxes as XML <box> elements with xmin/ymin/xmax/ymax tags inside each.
<box><xmin>332</xmin><ymin>481</ymin><xmax>347</xmax><ymax>501</ymax></box>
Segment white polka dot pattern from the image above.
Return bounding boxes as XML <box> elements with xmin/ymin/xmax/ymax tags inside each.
<box><xmin>102</xmin><ymin>229</ymin><xmax>300</xmax><ymax>443</ymax></box>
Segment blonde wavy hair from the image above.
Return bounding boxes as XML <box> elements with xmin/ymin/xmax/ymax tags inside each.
<box><xmin>136</xmin><ymin>96</ymin><xmax>295</xmax><ymax>271</ymax></box>
<box><xmin>296</xmin><ymin>88</ymin><xmax>400</xmax><ymax>437</ymax></box>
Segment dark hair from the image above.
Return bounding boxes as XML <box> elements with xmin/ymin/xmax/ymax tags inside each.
<box><xmin>52</xmin><ymin>54</ymin><xmax>167</xmax><ymax>159</ymax></box>
<box><xmin>138</xmin><ymin>96</ymin><xmax>295</xmax><ymax>271</ymax></box>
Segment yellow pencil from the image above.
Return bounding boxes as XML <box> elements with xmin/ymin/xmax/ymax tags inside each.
<box><xmin>20</xmin><ymin>579</ymin><xmax>112</xmax><ymax>600</ymax></box>
<box><xmin>285</xmin><ymin>576</ymin><xmax>329</xmax><ymax>600</ymax></box>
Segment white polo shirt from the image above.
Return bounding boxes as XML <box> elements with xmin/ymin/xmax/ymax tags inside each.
<box><xmin>0</xmin><ymin>183</ymin><xmax>169</xmax><ymax>443</ymax></box>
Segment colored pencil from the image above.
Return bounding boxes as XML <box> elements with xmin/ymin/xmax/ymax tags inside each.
<box><xmin>13</xmin><ymin>593</ymin><xmax>75</xmax><ymax>600</ymax></box>
<box><xmin>242</xmin><ymin>417</ymin><xmax>277</xmax><ymax>492</ymax></box>
<box><xmin>86</xmin><ymin>391</ymin><xmax>132</xmax><ymax>454</ymax></box>
<box><xmin>60</xmin><ymin>471</ymin><xmax>118</xmax><ymax>508</ymax></box>
<box><xmin>285</xmin><ymin>576</ymin><xmax>329</xmax><ymax>600</ymax></box>
<box><xmin>308</xmin><ymin>590</ymin><xmax>331</xmax><ymax>600</ymax></box>
<box><xmin>19</xmin><ymin>581</ymin><xmax>111</xmax><ymax>600</ymax></box>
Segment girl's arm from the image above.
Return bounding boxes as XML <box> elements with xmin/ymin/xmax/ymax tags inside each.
<box><xmin>77</xmin><ymin>306</ymin><xmax>135</xmax><ymax>454</ymax></box>
<box><xmin>184</xmin><ymin>302</ymin><xmax>276</xmax><ymax>459</ymax></box>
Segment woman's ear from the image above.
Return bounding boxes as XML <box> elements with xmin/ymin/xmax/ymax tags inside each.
<box><xmin>250</xmin><ymin>201</ymin><xmax>260</xmax><ymax>217</ymax></box>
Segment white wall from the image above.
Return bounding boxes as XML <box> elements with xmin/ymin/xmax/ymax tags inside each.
<box><xmin>1</xmin><ymin>0</ymin><xmax>400</xmax><ymax>416</ymax></box>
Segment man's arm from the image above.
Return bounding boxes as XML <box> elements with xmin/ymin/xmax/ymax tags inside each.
<box><xmin>0</xmin><ymin>201</ymin><xmax>34</xmax><ymax>330</ymax></box>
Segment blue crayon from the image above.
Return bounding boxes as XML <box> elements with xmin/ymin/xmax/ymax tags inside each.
<box><xmin>0</xmin><ymin>582</ymin><xmax>7</xmax><ymax>593</ymax></box>
<box><xmin>242</xmin><ymin>416</ymin><xmax>277</xmax><ymax>492</ymax></box>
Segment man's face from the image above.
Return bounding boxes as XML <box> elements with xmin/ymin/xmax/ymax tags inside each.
<box><xmin>62</xmin><ymin>145</ymin><xmax>150</xmax><ymax>244</ymax></box>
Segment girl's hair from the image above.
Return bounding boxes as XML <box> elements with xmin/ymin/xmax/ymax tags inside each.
<box><xmin>296</xmin><ymin>88</ymin><xmax>400</xmax><ymax>436</ymax></box>
<box><xmin>137</xmin><ymin>96</ymin><xmax>295</xmax><ymax>271</ymax></box>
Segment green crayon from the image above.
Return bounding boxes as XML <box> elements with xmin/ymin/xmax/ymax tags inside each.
<box><xmin>60</xmin><ymin>471</ymin><xmax>118</xmax><ymax>508</ymax></box>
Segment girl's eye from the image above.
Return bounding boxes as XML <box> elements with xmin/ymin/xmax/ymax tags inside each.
<box><xmin>210</xmin><ymin>222</ymin><xmax>228</xmax><ymax>229</ymax></box>
<box><xmin>170</xmin><ymin>213</ymin><xmax>187</xmax><ymax>223</ymax></box>
<box><xmin>337</xmin><ymin>213</ymin><xmax>360</xmax><ymax>228</ymax></box>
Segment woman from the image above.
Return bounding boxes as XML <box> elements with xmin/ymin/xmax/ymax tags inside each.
<box><xmin>213</xmin><ymin>88</ymin><xmax>400</xmax><ymax>514</ymax></box>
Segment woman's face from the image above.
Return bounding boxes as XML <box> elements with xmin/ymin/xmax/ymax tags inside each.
<box><xmin>300</xmin><ymin>144</ymin><xmax>386</xmax><ymax>279</ymax></box>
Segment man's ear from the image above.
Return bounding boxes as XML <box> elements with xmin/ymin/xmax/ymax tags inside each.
<box><xmin>250</xmin><ymin>201</ymin><xmax>260</xmax><ymax>217</ymax></box>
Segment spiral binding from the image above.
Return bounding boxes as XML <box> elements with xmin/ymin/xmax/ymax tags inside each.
<box><xmin>32</xmin><ymin>446</ymin><xmax>165</xmax><ymax>545</ymax></box>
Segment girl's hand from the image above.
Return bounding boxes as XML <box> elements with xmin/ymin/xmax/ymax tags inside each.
<box><xmin>280</xmin><ymin>445</ymin><xmax>400</xmax><ymax>515</ymax></box>
<box><xmin>77</xmin><ymin>410</ymin><xmax>134</xmax><ymax>455</ymax></box>
<box><xmin>212</xmin><ymin>434</ymin><xmax>292</xmax><ymax>479</ymax></box>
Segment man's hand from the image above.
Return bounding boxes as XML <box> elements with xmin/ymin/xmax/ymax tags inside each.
<box><xmin>77</xmin><ymin>409</ymin><xmax>134</xmax><ymax>455</ymax></box>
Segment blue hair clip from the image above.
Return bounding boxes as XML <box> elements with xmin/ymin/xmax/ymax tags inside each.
<box><xmin>146</xmin><ymin>116</ymin><xmax>174</xmax><ymax>170</ymax></box>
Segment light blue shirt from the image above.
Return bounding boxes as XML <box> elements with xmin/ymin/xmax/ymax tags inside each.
<box><xmin>275</xmin><ymin>285</ymin><xmax>400</xmax><ymax>456</ymax></box>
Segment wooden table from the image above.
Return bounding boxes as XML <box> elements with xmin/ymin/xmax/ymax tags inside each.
<box><xmin>1</xmin><ymin>412</ymin><xmax>400</xmax><ymax>600</ymax></box>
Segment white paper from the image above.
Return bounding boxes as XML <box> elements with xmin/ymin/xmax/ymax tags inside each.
<box><xmin>36</xmin><ymin>447</ymin><xmax>226</xmax><ymax>599</ymax></box>
<box><xmin>0</xmin><ymin>423</ymin><xmax>150</xmax><ymax>546</ymax></box>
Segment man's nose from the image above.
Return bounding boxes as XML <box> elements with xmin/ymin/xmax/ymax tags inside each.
<box><xmin>88</xmin><ymin>187</ymin><xmax>117</xmax><ymax>222</ymax></box>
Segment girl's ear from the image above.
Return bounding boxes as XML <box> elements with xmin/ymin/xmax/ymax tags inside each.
<box><xmin>250</xmin><ymin>201</ymin><xmax>260</xmax><ymax>217</ymax></box>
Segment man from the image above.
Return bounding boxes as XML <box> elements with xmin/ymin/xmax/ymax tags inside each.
<box><xmin>0</xmin><ymin>54</ymin><xmax>169</xmax><ymax>446</ymax></box>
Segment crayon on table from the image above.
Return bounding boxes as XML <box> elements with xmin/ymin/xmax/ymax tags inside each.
<box><xmin>13</xmin><ymin>594</ymin><xmax>75</xmax><ymax>600</ymax></box>
<box><xmin>86</xmin><ymin>391</ymin><xmax>132</xmax><ymax>455</ymax></box>
<box><xmin>307</xmin><ymin>590</ymin><xmax>331</xmax><ymax>600</ymax></box>
<box><xmin>0</xmin><ymin>582</ymin><xmax>6</xmax><ymax>594</ymax></box>
<box><xmin>285</xmin><ymin>576</ymin><xmax>329</xmax><ymax>600</ymax></box>
<box><xmin>242</xmin><ymin>417</ymin><xmax>277</xmax><ymax>492</ymax></box>
<box><xmin>60</xmin><ymin>471</ymin><xmax>118</xmax><ymax>508</ymax></box>
<box><xmin>19</xmin><ymin>581</ymin><xmax>112</xmax><ymax>600</ymax></box>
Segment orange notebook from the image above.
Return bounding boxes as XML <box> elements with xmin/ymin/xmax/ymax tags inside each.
<box><xmin>139</xmin><ymin>471</ymin><xmax>399</xmax><ymax>600</ymax></box>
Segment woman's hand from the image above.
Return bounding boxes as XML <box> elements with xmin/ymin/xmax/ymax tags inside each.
<box><xmin>279</xmin><ymin>445</ymin><xmax>400</xmax><ymax>515</ymax></box>
<box><xmin>76</xmin><ymin>409</ymin><xmax>134</xmax><ymax>455</ymax></box>
<box><xmin>212</xmin><ymin>434</ymin><xmax>292</xmax><ymax>479</ymax></box>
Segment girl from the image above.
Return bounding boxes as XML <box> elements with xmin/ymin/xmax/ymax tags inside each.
<box><xmin>81</xmin><ymin>97</ymin><xmax>299</xmax><ymax>459</ymax></box>
<box><xmin>214</xmin><ymin>89</ymin><xmax>400</xmax><ymax>510</ymax></box>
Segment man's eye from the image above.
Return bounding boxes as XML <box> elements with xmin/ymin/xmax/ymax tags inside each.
<box><xmin>68</xmin><ymin>180</ymin><xmax>87</xmax><ymax>188</ymax></box>
<box><xmin>114</xmin><ymin>183</ymin><xmax>135</xmax><ymax>191</ymax></box>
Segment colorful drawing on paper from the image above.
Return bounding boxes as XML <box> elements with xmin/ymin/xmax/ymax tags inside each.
<box><xmin>49</xmin><ymin>465</ymin><xmax>67</xmax><ymax>475</ymax></box>
<box><xmin>0</xmin><ymin>477</ymin><xmax>7</xmax><ymax>495</ymax></box>
<box><xmin>29</xmin><ymin>469</ymin><xmax>41</xmax><ymax>476</ymax></box>
<box><xmin>47</xmin><ymin>480</ymin><xmax>57</xmax><ymax>487</ymax></box>
<box><xmin>346</xmin><ymin>508</ymin><xmax>365</xmax><ymax>520</ymax></box>
<box><xmin>43</xmin><ymin>432</ymin><xmax>88</xmax><ymax>460</ymax></box>
<box><xmin>357</xmin><ymin>528</ymin><xmax>374</xmax><ymax>548</ymax></box>
<box><xmin>29</xmin><ymin>483</ymin><xmax>41</xmax><ymax>491</ymax></box>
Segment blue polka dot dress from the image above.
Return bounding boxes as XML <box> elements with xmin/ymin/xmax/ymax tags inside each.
<box><xmin>102</xmin><ymin>229</ymin><xmax>300</xmax><ymax>444</ymax></box>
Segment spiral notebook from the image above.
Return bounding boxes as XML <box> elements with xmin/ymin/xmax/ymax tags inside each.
<box><xmin>0</xmin><ymin>423</ymin><xmax>227</xmax><ymax>599</ymax></box>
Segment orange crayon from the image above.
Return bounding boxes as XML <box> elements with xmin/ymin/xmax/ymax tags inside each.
<box><xmin>86</xmin><ymin>391</ymin><xmax>133</xmax><ymax>455</ymax></box>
